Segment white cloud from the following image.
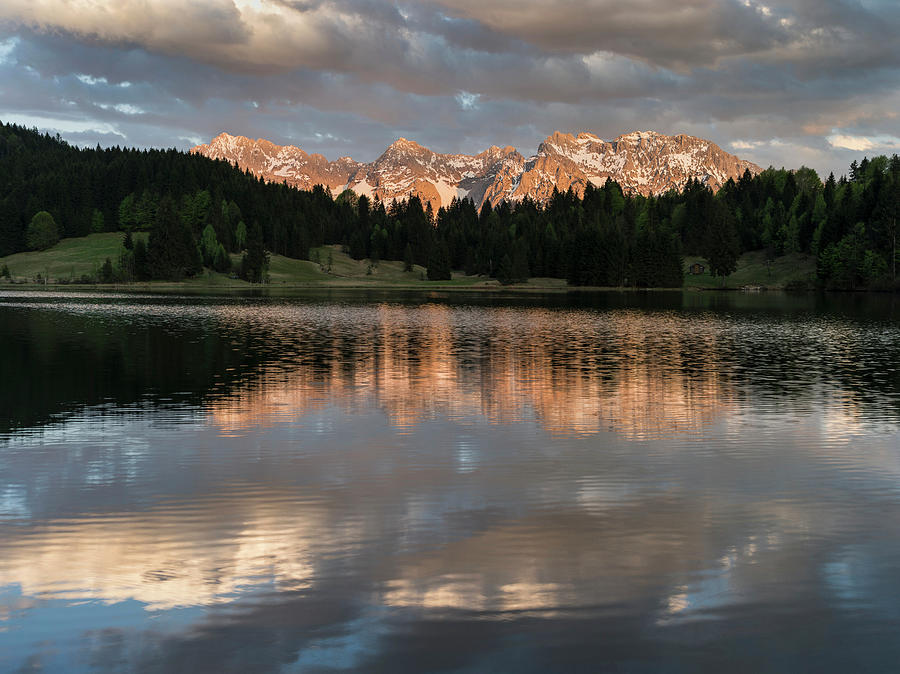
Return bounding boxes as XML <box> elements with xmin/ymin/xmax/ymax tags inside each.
<box><xmin>455</xmin><ymin>91</ymin><xmax>479</xmax><ymax>110</ymax></box>
<box><xmin>0</xmin><ymin>37</ymin><xmax>19</xmax><ymax>64</ymax></box>
<box><xmin>829</xmin><ymin>134</ymin><xmax>874</xmax><ymax>151</ymax></box>
<box><xmin>827</xmin><ymin>133</ymin><xmax>900</xmax><ymax>151</ymax></box>
<box><xmin>0</xmin><ymin>112</ymin><xmax>125</xmax><ymax>137</ymax></box>
<box><xmin>76</xmin><ymin>73</ymin><xmax>108</xmax><ymax>86</ymax></box>
<box><xmin>96</xmin><ymin>103</ymin><xmax>144</xmax><ymax>115</ymax></box>
<box><xmin>2</xmin><ymin>0</ymin><xmax>900</xmax><ymax>181</ymax></box>
<box><xmin>731</xmin><ymin>140</ymin><xmax>763</xmax><ymax>150</ymax></box>
<box><xmin>115</xmin><ymin>104</ymin><xmax>143</xmax><ymax>115</ymax></box>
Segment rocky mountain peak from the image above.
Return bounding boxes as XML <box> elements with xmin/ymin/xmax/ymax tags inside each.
<box><xmin>386</xmin><ymin>137</ymin><xmax>426</xmax><ymax>152</ymax></box>
<box><xmin>191</xmin><ymin>130</ymin><xmax>761</xmax><ymax>210</ymax></box>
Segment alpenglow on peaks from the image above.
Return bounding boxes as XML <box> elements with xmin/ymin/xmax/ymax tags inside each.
<box><xmin>191</xmin><ymin>130</ymin><xmax>761</xmax><ymax>210</ymax></box>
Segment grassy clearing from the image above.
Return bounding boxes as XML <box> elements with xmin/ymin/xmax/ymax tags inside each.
<box><xmin>0</xmin><ymin>234</ymin><xmax>818</xmax><ymax>291</ymax></box>
<box><xmin>684</xmin><ymin>250</ymin><xmax>817</xmax><ymax>289</ymax></box>
<box><xmin>0</xmin><ymin>237</ymin><xmax>487</xmax><ymax>288</ymax></box>
<box><xmin>268</xmin><ymin>245</ymin><xmax>486</xmax><ymax>287</ymax></box>
<box><xmin>0</xmin><ymin>232</ymin><xmax>145</xmax><ymax>282</ymax></box>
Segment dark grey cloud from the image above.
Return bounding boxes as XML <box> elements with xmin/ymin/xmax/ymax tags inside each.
<box><xmin>1</xmin><ymin>0</ymin><xmax>900</xmax><ymax>179</ymax></box>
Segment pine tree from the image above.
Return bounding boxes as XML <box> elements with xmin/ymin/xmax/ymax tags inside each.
<box><xmin>100</xmin><ymin>257</ymin><xmax>114</xmax><ymax>283</ymax></box>
<box><xmin>133</xmin><ymin>238</ymin><xmax>149</xmax><ymax>280</ymax></box>
<box><xmin>148</xmin><ymin>197</ymin><xmax>201</xmax><ymax>280</ymax></box>
<box><xmin>241</xmin><ymin>221</ymin><xmax>269</xmax><ymax>283</ymax></box>
<box><xmin>703</xmin><ymin>199</ymin><xmax>740</xmax><ymax>286</ymax></box>
<box><xmin>426</xmin><ymin>240</ymin><xmax>451</xmax><ymax>281</ymax></box>
<box><xmin>511</xmin><ymin>238</ymin><xmax>530</xmax><ymax>283</ymax></box>
<box><xmin>213</xmin><ymin>242</ymin><xmax>231</xmax><ymax>273</ymax></box>
<box><xmin>91</xmin><ymin>209</ymin><xmax>105</xmax><ymax>233</ymax></box>
<box><xmin>234</xmin><ymin>221</ymin><xmax>247</xmax><ymax>252</ymax></box>
<box><xmin>403</xmin><ymin>243</ymin><xmax>414</xmax><ymax>272</ymax></box>
<box><xmin>496</xmin><ymin>253</ymin><xmax>514</xmax><ymax>284</ymax></box>
<box><xmin>118</xmin><ymin>194</ymin><xmax>137</xmax><ymax>231</ymax></box>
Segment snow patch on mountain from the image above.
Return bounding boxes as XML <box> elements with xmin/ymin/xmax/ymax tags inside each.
<box><xmin>191</xmin><ymin>130</ymin><xmax>761</xmax><ymax>210</ymax></box>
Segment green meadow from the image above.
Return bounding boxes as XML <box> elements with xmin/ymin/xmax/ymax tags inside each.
<box><xmin>0</xmin><ymin>232</ymin><xmax>816</xmax><ymax>290</ymax></box>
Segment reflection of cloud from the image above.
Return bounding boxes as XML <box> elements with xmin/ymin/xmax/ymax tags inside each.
<box><xmin>0</xmin><ymin>595</ymin><xmax>38</xmax><ymax>624</ymax></box>
<box><xmin>383</xmin><ymin>575</ymin><xmax>565</xmax><ymax>613</ymax></box>
<box><xmin>4</xmin><ymin>296</ymin><xmax>900</xmax><ymax>671</ymax></box>
<box><xmin>375</xmin><ymin>509</ymin><xmax>787</xmax><ymax>625</ymax></box>
<box><xmin>0</xmin><ymin>490</ymin><xmax>338</xmax><ymax>610</ymax></box>
<box><xmin>665</xmin><ymin>586</ymin><xmax>690</xmax><ymax>614</ymax></box>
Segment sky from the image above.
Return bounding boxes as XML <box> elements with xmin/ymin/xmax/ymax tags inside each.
<box><xmin>1</xmin><ymin>0</ymin><xmax>900</xmax><ymax>178</ymax></box>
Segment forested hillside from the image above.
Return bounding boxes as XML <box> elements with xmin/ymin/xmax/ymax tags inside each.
<box><xmin>1</xmin><ymin>122</ymin><xmax>898</xmax><ymax>289</ymax></box>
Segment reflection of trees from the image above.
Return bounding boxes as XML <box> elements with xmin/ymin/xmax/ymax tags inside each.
<box><xmin>0</xmin><ymin>302</ymin><xmax>262</xmax><ymax>433</ymax></box>
<box><xmin>210</xmin><ymin>305</ymin><xmax>736</xmax><ymax>439</ymax></box>
<box><xmin>4</xmin><ymin>294</ymin><xmax>900</xmax><ymax>672</ymax></box>
<box><xmin>4</xmin><ymin>294</ymin><xmax>900</xmax><ymax>438</ymax></box>
<box><xmin>205</xmin><ymin>299</ymin><xmax>900</xmax><ymax>437</ymax></box>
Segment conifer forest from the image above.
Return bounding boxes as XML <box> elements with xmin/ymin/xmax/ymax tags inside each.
<box><xmin>2</xmin><ymin>122</ymin><xmax>898</xmax><ymax>290</ymax></box>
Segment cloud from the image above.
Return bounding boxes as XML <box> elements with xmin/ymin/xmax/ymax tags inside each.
<box><xmin>425</xmin><ymin>0</ymin><xmax>787</xmax><ymax>68</ymax></box>
<box><xmin>455</xmin><ymin>91</ymin><xmax>479</xmax><ymax>110</ymax></box>
<box><xmin>0</xmin><ymin>36</ymin><xmax>18</xmax><ymax>63</ymax></box>
<box><xmin>4</xmin><ymin>0</ymin><xmax>894</xmax><ymax>99</ymax></box>
<box><xmin>828</xmin><ymin>133</ymin><xmax>900</xmax><ymax>152</ymax></box>
<box><xmin>829</xmin><ymin>135</ymin><xmax>877</xmax><ymax>152</ymax></box>
<box><xmin>731</xmin><ymin>140</ymin><xmax>764</xmax><ymax>150</ymax></box>
<box><xmin>0</xmin><ymin>112</ymin><xmax>126</xmax><ymax>138</ymax></box>
<box><xmin>0</xmin><ymin>1</ymin><xmax>899</xmax><ymax>179</ymax></box>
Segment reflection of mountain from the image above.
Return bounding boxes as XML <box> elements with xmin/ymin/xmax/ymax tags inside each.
<box><xmin>4</xmin><ymin>294</ymin><xmax>900</xmax><ymax>671</ymax></box>
<box><xmin>3</xmin><ymin>293</ymin><xmax>900</xmax><ymax>440</ymax></box>
<box><xmin>209</xmin><ymin>306</ymin><xmax>734</xmax><ymax>439</ymax></box>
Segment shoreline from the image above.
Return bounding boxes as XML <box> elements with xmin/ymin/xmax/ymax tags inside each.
<box><xmin>0</xmin><ymin>280</ymin><xmax>820</xmax><ymax>294</ymax></box>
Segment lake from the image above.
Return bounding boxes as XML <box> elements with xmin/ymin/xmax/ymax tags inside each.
<box><xmin>1</xmin><ymin>289</ymin><xmax>900</xmax><ymax>672</ymax></box>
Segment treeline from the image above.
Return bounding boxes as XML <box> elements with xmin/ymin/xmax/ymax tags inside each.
<box><xmin>714</xmin><ymin>159</ymin><xmax>900</xmax><ymax>289</ymax></box>
<box><xmin>0</xmin><ymin>122</ymin><xmax>342</xmax><ymax>281</ymax></box>
<box><xmin>360</xmin><ymin>189</ymin><xmax>684</xmax><ymax>287</ymax></box>
<box><xmin>335</xmin><ymin>159</ymin><xmax>900</xmax><ymax>289</ymax></box>
<box><xmin>2</xmin><ymin>121</ymin><xmax>899</xmax><ymax>289</ymax></box>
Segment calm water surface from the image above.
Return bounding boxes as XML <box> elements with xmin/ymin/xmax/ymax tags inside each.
<box><xmin>1</xmin><ymin>290</ymin><xmax>900</xmax><ymax>672</ymax></box>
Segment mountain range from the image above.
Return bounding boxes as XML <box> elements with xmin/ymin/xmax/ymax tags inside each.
<box><xmin>191</xmin><ymin>130</ymin><xmax>761</xmax><ymax>209</ymax></box>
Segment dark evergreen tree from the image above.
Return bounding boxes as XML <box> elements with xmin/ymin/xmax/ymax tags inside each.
<box><xmin>133</xmin><ymin>238</ymin><xmax>150</xmax><ymax>281</ymax></box>
<box><xmin>703</xmin><ymin>199</ymin><xmax>740</xmax><ymax>285</ymax></box>
<box><xmin>213</xmin><ymin>243</ymin><xmax>231</xmax><ymax>273</ymax></box>
<box><xmin>100</xmin><ymin>257</ymin><xmax>114</xmax><ymax>283</ymax></box>
<box><xmin>426</xmin><ymin>240</ymin><xmax>451</xmax><ymax>281</ymax></box>
<box><xmin>235</xmin><ymin>221</ymin><xmax>247</xmax><ymax>252</ymax></box>
<box><xmin>241</xmin><ymin>221</ymin><xmax>269</xmax><ymax>283</ymax></box>
<box><xmin>148</xmin><ymin>197</ymin><xmax>201</xmax><ymax>279</ymax></box>
<box><xmin>496</xmin><ymin>253</ymin><xmax>514</xmax><ymax>285</ymax></box>
<box><xmin>403</xmin><ymin>243</ymin><xmax>414</xmax><ymax>272</ymax></box>
<box><xmin>511</xmin><ymin>238</ymin><xmax>530</xmax><ymax>283</ymax></box>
